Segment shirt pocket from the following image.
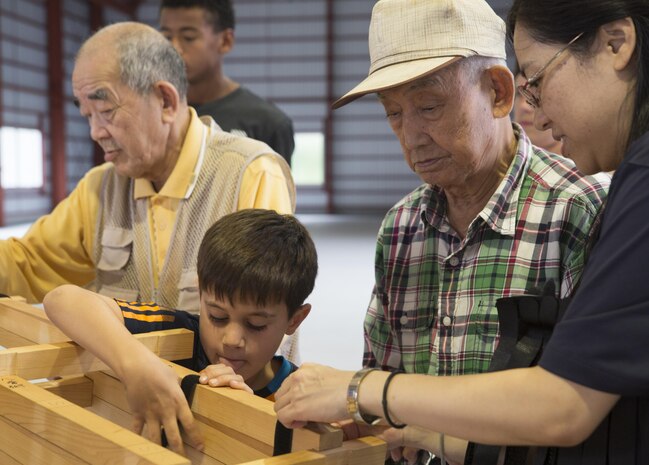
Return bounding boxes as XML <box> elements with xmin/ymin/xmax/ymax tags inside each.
<box><xmin>467</xmin><ymin>300</ymin><xmax>500</xmax><ymax>370</ymax></box>
<box><xmin>391</xmin><ymin>297</ymin><xmax>436</xmax><ymax>373</ymax></box>
<box><xmin>176</xmin><ymin>269</ymin><xmax>199</xmax><ymax>313</ymax></box>
<box><xmin>97</xmin><ymin>226</ymin><xmax>133</xmax><ymax>272</ymax></box>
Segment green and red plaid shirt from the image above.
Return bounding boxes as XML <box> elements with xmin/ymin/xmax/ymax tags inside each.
<box><xmin>364</xmin><ymin>125</ymin><xmax>610</xmax><ymax>376</ymax></box>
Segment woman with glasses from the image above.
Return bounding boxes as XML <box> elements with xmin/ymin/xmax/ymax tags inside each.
<box><xmin>512</xmin><ymin>67</ymin><xmax>564</xmax><ymax>155</ymax></box>
<box><xmin>273</xmin><ymin>1</ymin><xmax>649</xmax><ymax>464</ymax></box>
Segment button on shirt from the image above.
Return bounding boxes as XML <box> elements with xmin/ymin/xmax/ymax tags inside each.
<box><xmin>363</xmin><ymin>124</ymin><xmax>610</xmax><ymax>376</ymax></box>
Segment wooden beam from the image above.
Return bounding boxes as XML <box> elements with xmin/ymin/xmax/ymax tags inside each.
<box><xmin>0</xmin><ymin>449</ymin><xmax>22</xmax><ymax>465</ymax></box>
<box><xmin>0</xmin><ymin>299</ymin><xmax>70</xmax><ymax>344</ymax></box>
<box><xmin>0</xmin><ymin>415</ymin><xmax>88</xmax><ymax>465</ymax></box>
<box><xmin>0</xmin><ymin>375</ymin><xmax>190</xmax><ymax>465</ymax></box>
<box><xmin>242</xmin><ymin>451</ymin><xmax>326</xmax><ymax>465</ymax></box>
<box><xmin>88</xmin><ymin>370</ymin><xmax>271</xmax><ymax>464</ymax></box>
<box><xmin>241</xmin><ymin>437</ymin><xmax>387</xmax><ymax>465</ymax></box>
<box><xmin>35</xmin><ymin>375</ymin><xmax>94</xmax><ymax>408</ymax></box>
<box><xmin>318</xmin><ymin>436</ymin><xmax>387</xmax><ymax>465</ymax></box>
<box><xmin>87</xmin><ymin>365</ymin><xmax>344</xmax><ymax>460</ymax></box>
<box><xmin>0</xmin><ymin>329</ymin><xmax>194</xmax><ymax>379</ymax></box>
<box><xmin>168</xmin><ymin>362</ymin><xmax>344</xmax><ymax>453</ymax></box>
<box><xmin>86</xmin><ymin>395</ymin><xmax>228</xmax><ymax>465</ymax></box>
<box><xmin>0</xmin><ymin>327</ymin><xmax>34</xmax><ymax>349</ymax></box>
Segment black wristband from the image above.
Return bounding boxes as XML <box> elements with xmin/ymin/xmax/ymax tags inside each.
<box><xmin>381</xmin><ymin>370</ymin><xmax>406</xmax><ymax>429</ymax></box>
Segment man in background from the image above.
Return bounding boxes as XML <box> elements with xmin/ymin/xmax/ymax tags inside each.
<box><xmin>160</xmin><ymin>0</ymin><xmax>295</xmax><ymax>164</ymax></box>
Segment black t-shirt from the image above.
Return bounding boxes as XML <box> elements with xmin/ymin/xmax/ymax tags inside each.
<box><xmin>540</xmin><ymin>131</ymin><xmax>649</xmax><ymax>463</ymax></box>
<box><xmin>193</xmin><ymin>87</ymin><xmax>295</xmax><ymax>165</ymax></box>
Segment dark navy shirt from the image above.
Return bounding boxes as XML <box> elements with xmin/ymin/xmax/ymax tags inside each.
<box><xmin>540</xmin><ymin>131</ymin><xmax>649</xmax><ymax>463</ymax></box>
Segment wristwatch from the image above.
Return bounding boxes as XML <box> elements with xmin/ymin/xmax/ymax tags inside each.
<box><xmin>346</xmin><ymin>368</ymin><xmax>381</xmax><ymax>425</ymax></box>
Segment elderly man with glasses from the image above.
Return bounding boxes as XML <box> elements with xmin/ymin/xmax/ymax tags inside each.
<box><xmin>276</xmin><ymin>0</ymin><xmax>610</xmax><ymax>462</ymax></box>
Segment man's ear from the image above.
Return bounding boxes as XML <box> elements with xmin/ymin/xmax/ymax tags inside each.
<box><xmin>485</xmin><ymin>65</ymin><xmax>515</xmax><ymax>119</ymax></box>
<box><xmin>154</xmin><ymin>81</ymin><xmax>181</xmax><ymax>123</ymax></box>
<box><xmin>218</xmin><ymin>28</ymin><xmax>235</xmax><ymax>55</ymax></box>
<box><xmin>600</xmin><ymin>17</ymin><xmax>636</xmax><ymax>72</ymax></box>
<box><xmin>285</xmin><ymin>304</ymin><xmax>311</xmax><ymax>335</ymax></box>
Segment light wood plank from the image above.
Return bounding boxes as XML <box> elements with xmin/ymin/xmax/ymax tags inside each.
<box><xmin>0</xmin><ymin>299</ymin><xmax>69</xmax><ymax>343</ymax></box>
<box><xmin>0</xmin><ymin>415</ymin><xmax>88</xmax><ymax>465</ymax></box>
<box><xmin>318</xmin><ymin>436</ymin><xmax>387</xmax><ymax>465</ymax></box>
<box><xmin>0</xmin><ymin>375</ymin><xmax>190</xmax><ymax>465</ymax></box>
<box><xmin>168</xmin><ymin>362</ymin><xmax>344</xmax><ymax>453</ymax></box>
<box><xmin>35</xmin><ymin>375</ymin><xmax>94</xmax><ymax>407</ymax></box>
<box><xmin>240</xmin><ymin>450</ymin><xmax>326</xmax><ymax>465</ymax></box>
<box><xmin>239</xmin><ymin>436</ymin><xmax>386</xmax><ymax>465</ymax></box>
<box><xmin>89</xmin><ymin>370</ymin><xmax>270</xmax><ymax>464</ymax></box>
<box><xmin>0</xmin><ymin>448</ymin><xmax>22</xmax><ymax>465</ymax></box>
<box><xmin>0</xmin><ymin>327</ymin><xmax>34</xmax><ymax>348</ymax></box>
<box><xmin>87</xmin><ymin>396</ymin><xmax>133</xmax><ymax>429</ymax></box>
<box><xmin>88</xmin><ymin>396</ymin><xmax>228</xmax><ymax>465</ymax></box>
<box><xmin>0</xmin><ymin>329</ymin><xmax>193</xmax><ymax>379</ymax></box>
<box><xmin>86</xmin><ymin>371</ymin><xmax>130</xmax><ymax>411</ymax></box>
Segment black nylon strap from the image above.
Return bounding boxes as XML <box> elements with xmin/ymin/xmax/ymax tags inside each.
<box><xmin>180</xmin><ymin>374</ymin><xmax>201</xmax><ymax>405</ymax></box>
<box><xmin>273</xmin><ymin>420</ymin><xmax>294</xmax><ymax>456</ymax></box>
<box><xmin>465</xmin><ymin>282</ymin><xmax>568</xmax><ymax>465</ymax></box>
<box><xmin>163</xmin><ymin>373</ymin><xmax>293</xmax><ymax>456</ymax></box>
<box><xmin>161</xmin><ymin>374</ymin><xmax>201</xmax><ymax>448</ymax></box>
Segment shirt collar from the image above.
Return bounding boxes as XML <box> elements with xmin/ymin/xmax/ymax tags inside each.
<box><xmin>134</xmin><ymin>107</ymin><xmax>205</xmax><ymax>200</ymax></box>
<box><xmin>420</xmin><ymin>123</ymin><xmax>531</xmax><ymax>237</ymax></box>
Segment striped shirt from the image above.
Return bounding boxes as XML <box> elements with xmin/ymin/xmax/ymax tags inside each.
<box><xmin>364</xmin><ymin>125</ymin><xmax>610</xmax><ymax>376</ymax></box>
<box><xmin>116</xmin><ymin>299</ymin><xmax>296</xmax><ymax>400</ymax></box>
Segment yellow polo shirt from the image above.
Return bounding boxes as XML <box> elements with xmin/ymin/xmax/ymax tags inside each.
<box><xmin>0</xmin><ymin>108</ymin><xmax>294</xmax><ymax>301</ymax></box>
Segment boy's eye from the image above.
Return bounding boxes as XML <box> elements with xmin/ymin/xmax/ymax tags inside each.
<box><xmin>208</xmin><ymin>315</ymin><xmax>228</xmax><ymax>324</ymax></box>
<box><xmin>246</xmin><ymin>322</ymin><xmax>267</xmax><ymax>332</ymax></box>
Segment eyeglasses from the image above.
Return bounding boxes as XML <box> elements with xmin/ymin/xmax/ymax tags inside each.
<box><xmin>517</xmin><ymin>32</ymin><xmax>584</xmax><ymax>109</ymax></box>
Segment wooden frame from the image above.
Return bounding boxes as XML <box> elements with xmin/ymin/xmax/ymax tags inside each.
<box><xmin>0</xmin><ymin>298</ymin><xmax>386</xmax><ymax>464</ymax></box>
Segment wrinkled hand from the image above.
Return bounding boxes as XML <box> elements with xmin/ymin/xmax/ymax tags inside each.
<box><xmin>274</xmin><ymin>363</ymin><xmax>355</xmax><ymax>428</ymax></box>
<box><xmin>199</xmin><ymin>363</ymin><xmax>253</xmax><ymax>394</ymax></box>
<box><xmin>121</xmin><ymin>353</ymin><xmax>203</xmax><ymax>455</ymax></box>
<box><xmin>379</xmin><ymin>426</ymin><xmax>466</xmax><ymax>465</ymax></box>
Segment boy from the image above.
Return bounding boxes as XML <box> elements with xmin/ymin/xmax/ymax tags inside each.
<box><xmin>43</xmin><ymin>209</ymin><xmax>317</xmax><ymax>455</ymax></box>
<box><xmin>159</xmin><ymin>0</ymin><xmax>295</xmax><ymax>164</ymax></box>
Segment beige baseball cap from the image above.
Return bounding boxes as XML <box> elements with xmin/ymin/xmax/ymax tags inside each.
<box><xmin>333</xmin><ymin>0</ymin><xmax>507</xmax><ymax>109</ymax></box>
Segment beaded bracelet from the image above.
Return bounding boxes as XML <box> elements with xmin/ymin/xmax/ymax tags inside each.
<box><xmin>381</xmin><ymin>370</ymin><xmax>406</xmax><ymax>429</ymax></box>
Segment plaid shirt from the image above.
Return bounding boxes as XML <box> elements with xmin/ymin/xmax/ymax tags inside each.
<box><xmin>364</xmin><ymin>125</ymin><xmax>610</xmax><ymax>376</ymax></box>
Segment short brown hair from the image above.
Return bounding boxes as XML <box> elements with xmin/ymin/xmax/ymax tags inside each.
<box><xmin>197</xmin><ymin>209</ymin><xmax>317</xmax><ymax>317</ymax></box>
<box><xmin>160</xmin><ymin>0</ymin><xmax>235</xmax><ymax>32</ymax></box>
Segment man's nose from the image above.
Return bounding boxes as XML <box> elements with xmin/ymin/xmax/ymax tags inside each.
<box><xmin>88</xmin><ymin>114</ymin><xmax>109</xmax><ymax>141</ymax></box>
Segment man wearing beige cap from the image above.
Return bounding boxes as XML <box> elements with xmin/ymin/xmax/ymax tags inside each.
<box><xmin>334</xmin><ymin>0</ymin><xmax>609</xmax><ymax>461</ymax></box>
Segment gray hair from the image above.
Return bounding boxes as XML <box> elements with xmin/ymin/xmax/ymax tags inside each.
<box><xmin>115</xmin><ymin>25</ymin><xmax>188</xmax><ymax>99</ymax></box>
<box><xmin>457</xmin><ymin>55</ymin><xmax>509</xmax><ymax>83</ymax></box>
<box><xmin>78</xmin><ymin>22</ymin><xmax>188</xmax><ymax>99</ymax></box>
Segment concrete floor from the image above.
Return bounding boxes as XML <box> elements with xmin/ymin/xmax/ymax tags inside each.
<box><xmin>0</xmin><ymin>214</ymin><xmax>383</xmax><ymax>370</ymax></box>
<box><xmin>297</xmin><ymin>214</ymin><xmax>382</xmax><ymax>370</ymax></box>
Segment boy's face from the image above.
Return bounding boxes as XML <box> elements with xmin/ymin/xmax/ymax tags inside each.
<box><xmin>159</xmin><ymin>7</ymin><xmax>233</xmax><ymax>86</ymax></box>
<box><xmin>198</xmin><ymin>291</ymin><xmax>310</xmax><ymax>390</ymax></box>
